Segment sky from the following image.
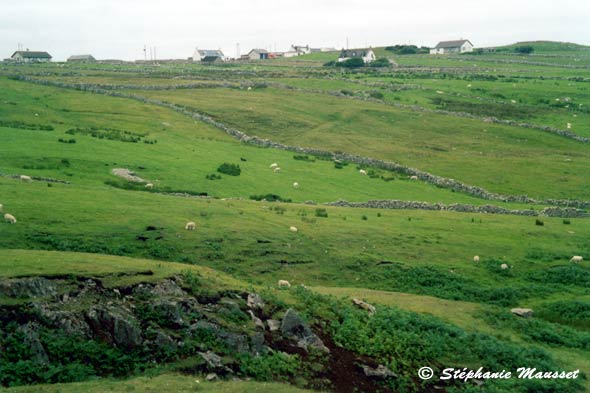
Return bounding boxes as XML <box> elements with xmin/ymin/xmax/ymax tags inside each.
<box><xmin>1</xmin><ymin>0</ymin><xmax>589</xmax><ymax>61</ymax></box>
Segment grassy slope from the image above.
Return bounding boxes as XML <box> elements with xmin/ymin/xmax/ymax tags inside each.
<box><xmin>135</xmin><ymin>86</ymin><xmax>590</xmax><ymax>200</ymax></box>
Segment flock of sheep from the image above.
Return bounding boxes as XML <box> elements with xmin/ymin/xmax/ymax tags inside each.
<box><xmin>472</xmin><ymin>254</ymin><xmax>584</xmax><ymax>268</ymax></box>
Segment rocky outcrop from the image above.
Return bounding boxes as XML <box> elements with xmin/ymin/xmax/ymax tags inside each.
<box><xmin>511</xmin><ymin>308</ymin><xmax>534</xmax><ymax>318</ymax></box>
<box><xmin>86</xmin><ymin>306</ymin><xmax>143</xmax><ymax>348</ymax></box>
<box><xmin>0</xmin><ymin>277</ymin><xmax>57</xmax><ymax>298</ymax></box>
<box><xmin>362</xmin><ymin>364</ymin><xmax>397</xmax><ymax>379</ymax></box>
<box><xmin>281</xmin><ymin>309</ymin><xmax>329</xmax><ymax>353</ymax></box>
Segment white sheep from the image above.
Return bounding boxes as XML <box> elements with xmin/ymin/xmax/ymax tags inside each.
<box><xmin>273</xmin><ymin>167</ymin><xmax>281</xmax><ymax>173</ymax></box>
<box><xmin>145</xmin><ymin>183</ymin><xmax>154</xmax><ymax>189</ymax></box>
<box><xmin>473</xmin><ymin>255</ymin><xmax>480</xmax><ymax>263</ymax></box>
<box><xmin>0</xmin><ymin>204</ymin><xmax>3</xmax><ymax>212</ymax></box>
<box><xmin>185</xmin><ymin>221</ymin><xmax>196</xmax><ymax>231</ymax></box>
<box><xmin>500</xmin><ymin>263</ymin><xmax>509</xmax><ymax>270</ymax></box>
<box><xmin>20</xmin><ymin>175</ymin><xmax>32</xmax><ymax>182</ymax></box>
<box><xmin>4</xmin><ymin>213</ymin><xmax>16</xmax><ymax>224</ymax></box>
<box><xmin>269</xmin><ymin>163</ymin><xmax>278</xmax><ymax>169</ymax></box>
<box><xmin>359</xmin><ymin>169</ymin><xmax>367</xmax><ymax>176</ymax></box>
<box><xmin>293</xmin><ymin>182</ymin><xmax>299</xmax><ymax>189</ymax></box>
<box><xmin>567</xmin><ymin>123</ymin><xmax>572</xmax><ymax>129</ymax></box>
<box><xmin>278</xmin><ymin>280</ymin><xmax>291</xmax><ymax>288</ymax></box>
<box><xmin>410</xmin><ymin>175</ymin><xmax>418</xmax><ymax>180</ymax></box>
<box><xmin>570</xmin><ymin>256</ymin><xmax>583</xmax><ymax>263</ymax></box>
<box><xmin>289</xmin><ymin>226</ymin><xmax>298</xmax><ymax>233</ymax></box>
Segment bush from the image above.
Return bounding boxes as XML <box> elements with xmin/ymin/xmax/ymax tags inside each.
<box><xmin>563</xmin><ymin>219</ymin><xmax>571</xmax><ymax>225</ymax></box>
<box><xmin>58</xmin><ymin>138</ymin><xmax>76</xmax><ymax>144</ymax></box>
<box><xmin>369</xmin><ymin>91</ymin><xmax>384</xmax><ymax>99</ymax></box>
<box><xmin>339</xmin><ymin>57</ymin><xmax>365</xmax><ymax>68</ymax></box>
<box><xmin>250</xmin><ymin>194</ymin><xmax>292</xmax><ymax>203</ymax></box>
<box><xmin>217</xmin><ymin>163</ymin><xmax>241</xmax><ymax>176</ymax></box>
<box><xmin>369</xmin><ymin>58</ymin><xmax>390</xmax><ymax>68</ymax></box>
<box><xmin>206</xmin><ymin>173</ymin><xmax>222</xmax><ymax>180</ymax></box>
<box><xmin>315</xmin><ymin>208</ymin><xmax>328</xmax><ymax>218</ymax></box>
<box><xmin>535</xmin><ymin>219</ymin><xmax>544</xmax><ymax>226</ymax></box>
<box><xmin>293</xmin><ymin>154</ymin><xmax>315</xmax><ymax>162</ymax></box>
<box><xmin>515</xmin><ymin>45</ymin><xmax>534</xmax><ymax>54</ymax></box>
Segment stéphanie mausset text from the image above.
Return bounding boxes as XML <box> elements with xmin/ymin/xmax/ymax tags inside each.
<box><xmin>440</xmin><ymin>367</ymin><xmax>580</xmax><ymax>382</ymax></box>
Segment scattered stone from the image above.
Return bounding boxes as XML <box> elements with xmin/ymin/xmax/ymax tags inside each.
<box><xmin>362</xmin><ymin>364</ymin><xmax>397</xmax><ymax>379</ymax></box>
<box><xmin>247</xmin><ymin>293</ymin><xmax>265</xmax><ymax>310</ymax></box>
<box><xmin>511</xmin><ymin>308</ymin><xmax>534</xmax><ymax>318</ymax></box>
<box><xmin>352</xmin><ymin>298</ymin><xmax>376</xmax><ymax>314</ymax></box>
<box><xmin>199</xmin><ymin>351</ymin><xmax>224</xmax><ymax>370</ymax></box>
<box><xmin>267</xmin><ymin>319</ymin><xmax>281</xmax><ymax>332</ymax></box>
<box><xmin>111</xmin><ymin>168</ymin><xmax>146</xmax><ymax>183</ymax></box>
<box><xmin>248</xmin><ymin>310</ymin><xmax>265</xmax><ymax>330</ymax></box>
<box><xmin>206</xmin><ymin>373</ymin><xmax>218</xmax><ymax>381</ymax></box>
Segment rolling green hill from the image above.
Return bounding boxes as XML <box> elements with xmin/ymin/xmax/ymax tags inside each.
<box><xmin>1</xmin><ymin>44</ymin><xmax>590</xmax><ymax>392</ymax></box>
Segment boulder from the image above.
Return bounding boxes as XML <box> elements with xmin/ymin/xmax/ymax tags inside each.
<box><xmin>150</xmin><ymin>299</ymin><xmax>184</xmax><ymax>326</ymax></box>
<box><xmin>280</xmin><ymin>309</ymin><xmax>329</xmax><ymax>353</ymax></box>
<box><xmin>267</xmin><ymin>319</ymin><xmax>281</xmax><ymax>332</ymax></box>
<box><xmin>248</xmin><ymin>310</ymin><xmax>265</xmax><ymax>330</ymax></box>
<box><xmin>199</xmin><ymin>350</ymin><xmax>225</xmax><ymax>370</ymax></box>
<box><xmin>247</xmin><ymin>293</ymin><xmax>265</xmax><ymax>310</ymax></box>
<box><xmin>352</xmin><ymin>298</ymin><xmax>376</xmax><ymax>314</ymax></box>
<box><xmin>511</xmin><ymin>308</ymin><xmax>534</xmax><ymax>318</ymax></box>
<box><xmin>86</xmin><ymin>306</ymin><xmax>142</xmax><ymax>348</ymax></box>
<box><xmin>152</xmin><ymin>279</ymin><xmax>186</xmax><ymax>297</ymax></box>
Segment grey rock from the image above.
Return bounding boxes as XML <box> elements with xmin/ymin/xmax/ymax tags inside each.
<box><xmin>206</xmin><ymin>373</ymin><xmax>218</xmax><ymax>381</ymax></box>
<box><xmin>0</xmin><ymin>277</ymin><xmax>57</xmax><ymax>298</ymax></box>
<box><xmin>248</xmin><ymin>310</ymin><xmax>265</xmax><ymax>330</ymax></box>
<box><xmin>247</xmin><ymin>293</ymin><xmax>265</xmax><ymax>310</ymax></box>
<box><xmin>267</xmin><ymin>319</ymin><xmax>280</xmax><ymax>332</ymax></box>
<box><xmin>151</xmin><ymin>299</ymin><xmax>184</xmax><ymax>326</ymax></box>
<box><xmin>17</xmin><ymin>323</ymin><xmax>49</xmax><ymax>364</ymax></box>
<box><xmin>362</xmin><ymin>364</ymin><xmax>397</xmax><ymax>379</ymax></box>
<box><xmin>250</xmin><ymin>332</ymin><xmax>266</xmax><ymax>355</ymax></box>
<box><xmin>281</xmin><ymin>309</ymin><xmax>329</xmax><ymax>353</ymax></box>
<box><xmin>86</xmin><ymin>306</ymin><xmax>142</xmax><ymax>348</ymax></box>
<box><xmin>151</xmin><ymin>279</ymin><xmax>186</xmax><ymax>297</ymax></box>
<box><xmin>352</xmin><ymin>298</ymin><xmax>376</xmax><ymax>314</ymax></box>
<box><xmin>154</xmin><ymin>331</ymin><xmax>176</xmax><ymax>349</ymax></box>
<box><xmin>511</xmin><ymin>308</ymin><xmax>534</xmax><ymax>318</ymax></box>
<box><xmin>199</xmin><ymin>350</ymin><xmax>224</xmax><ymax>370</ymax></box>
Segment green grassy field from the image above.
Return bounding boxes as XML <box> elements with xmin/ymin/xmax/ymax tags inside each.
<box><xmin>1</xmin><ymin>40</ymin><xmax>590</xmax><ymax>392</ymax></box>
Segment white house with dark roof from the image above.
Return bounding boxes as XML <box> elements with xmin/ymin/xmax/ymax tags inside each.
<box><xmin>192</xmin><ymin>49</ymin><xmax>225</xmax><ymax>62</ymax></box>
<box><xmin>338</xmin><ymin>48</ymin><xmax>376</xmax><ymax>63</ymax></box>
<box><xmin>11</xmin><ymin>50</ymin><xmax>52</xmax><ymax>63</ymax></box>
<box><xmin>430</xmin><ymin>40</ymin><xmax>474</xmax><ymax>54</ymax></box>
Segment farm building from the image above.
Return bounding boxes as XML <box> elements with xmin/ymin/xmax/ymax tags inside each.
<box><xmin>11</xmin><ymin>50</ymin><xmax>52</xmax><ymax>63</ymax></box>
<box><xmin>291</xmin><ymin>45</ymin><xmax>311</xmax><ymax>55</ymax></box>
<box><xmin>338</xmin><ymin>48</ymin><xmax>376</xmax><ymax>64</ymax></box>
<box><xmin>430</xmin><ymin>40</ymin><xmax>474</xmax><ymax>54</ymax></box>
<box><xmin>192</xmin><ymin>49</ymin><xmax>225</xmax><ymax>62</ymax></box>
<box><xmin>67</xmin><ymin>54</ymin><xmax>96</xmax><ymax>63</ymax></box>
<box><xmin>246</xmin><ymin>49</ymin><xmax>269</xmax><ymax>60</ymax></box>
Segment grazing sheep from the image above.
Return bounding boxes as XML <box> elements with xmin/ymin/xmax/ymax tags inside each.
<box><xmin>20</xmin><ymin>175</ymin><xmax>32</xmax><ymax>182</ymax></box>
<box><xmin>269</xmin><ymin>163</ymin><xmax>278</xmax><ymax>169</ymax></box>
<box><xmin>473</xmin><ymin>255</ymin><xmax>480</xmax><ymax>263</ymax></box>
<box><xmin>410</xmin><ymin>175</ymin><xmax>418</xmax><ymax>180</ymax></box>
<box><xmin>359</xmin><ymin>169</ymin><xmax>367</xmax><ymax>176</ymax></box>
<box><xmin>278</xmin><ymin>280</ymin><xmax>291</xmax><ymax>288</ymax></box>
<box><xmin>4</xmin><ymin>213</ymin><xmax>16</xmax><ymax>224</ymax></box>
<box><xmin>293</xmin><ymin>182</ymin><xmax>299</xmax><ymax>189</ymax></box>
<box><xmin>145</xmin><ymin>183</ymin><xmax>154</xmax><ymax>189</ymax></box>
<box><xmin>289</xmin><ymin>226</ymin><xmax>298</xmax><ymax>233</ymax></box>
<box><xmin>570</xmin><ymin>256</ymin><xmax>583</xmax><ymax>263</ymax></box>
<box><xmin>567</xmin><ymin>123</ymin><xmax>572</xmax><ymax>129</ymax></box>
<box><xmin>0</xmin><ymin>204</ymin><xmax>3</xmax><ymax>212</ymax></box>
<box><xmin>500</xmin><ymin>263</ymin><xmax>509</xmax><ymax>270</ymax></box>
<box><xmin>274</xmin><ymin>167</ymin><xmax>281</xmax><ymax>173</ymax></box>
<box><xmin>185</xmin><ymin>221</ymin><xmax>196</xmax><ymax>231</ymax></box>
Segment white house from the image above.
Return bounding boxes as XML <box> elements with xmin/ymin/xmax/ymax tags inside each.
<box><xmin>11</xmin><ymin>50</ymin><xmax>52</xmax><ymax>63</ymax></box>
<box><xmin>192</xmin><ymin>49</ymin><xmax>225</xmax><ymax>62</ymax></box>
<box><xmin>430</xmin><ymin>40</ymin><xmax>474</xmax><ymax>55</ymax></box>
<box><xmin>337</xmin><ymin>48</ymin><xmax>376</xmax><ymax>64</ymax></box>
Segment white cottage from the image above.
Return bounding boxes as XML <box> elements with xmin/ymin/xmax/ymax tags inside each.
<box><xmin>337</xmin><ymin>48</ymin><xmax>376</xmax><ymax>64</ymax></box>
<box><xmin>11</xmin><ymin>50</ymin><xmax>52</xmax><ymax>63</ymax></box>
<box><xmin>430</xmin><ymin>40</ymin><xmax>474</xmax><ymax>55</ymax></box>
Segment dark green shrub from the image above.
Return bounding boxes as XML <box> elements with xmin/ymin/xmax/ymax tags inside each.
<box><xmin>315</xmin><ymin>208</ymin><xmax>328</xmax><ymax>218</ymax></box>
<box><xmin>217</xmin><ymin>163</ymin><xmax>241</xmax><ymax>176</ymax></box>
<box><xmin>535</xmin><ymin>219</ymin><xmax>544</xmax><ymax>226</ymax></box>
<box><xmin>250</xmin><ymin>194</ymin><xmax>292</xmax><ymax>203</ymax></box>
<box><xmin>369</xmin><ymin>58</ymin><xmax>390</xmax><ymax>68</ymax></box>
<box><xmin>369</xmin><ymin>91</ymin><xmax>384</xmax><ymax>99</ymax></box>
